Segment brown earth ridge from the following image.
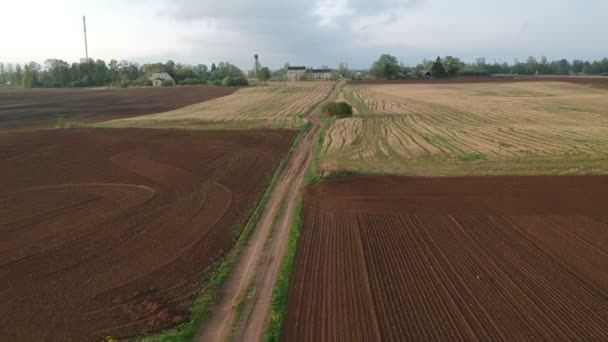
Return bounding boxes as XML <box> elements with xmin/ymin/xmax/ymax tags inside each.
<box><xmin>0</xmin><ymin>128</ymin><xmax>295</xmax><ymax>341</ymax></box>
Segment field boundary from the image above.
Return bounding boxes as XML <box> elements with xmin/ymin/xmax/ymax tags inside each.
<box><xmin>259</xmin><ymin>82</ymin><xmax>342</xmax><ymax>341</ymax></box>
<box><xmin>263</xmin><ymin>197</ymin><xmax>303</xmax><ymax>341</ymax></box>
<box><xmin>138</xmin><ymin>129</ymin><xmax>305</xmax><ymax>342</ymax></box>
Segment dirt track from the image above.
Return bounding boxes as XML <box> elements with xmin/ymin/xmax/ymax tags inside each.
<box><xmin>0</xmin><ymin>86</ymin><xmax>237</xmax><ymax>130</ymax></box>
<box><xmin>198</xmin><ymin>83</ymin><xmax>339</xmax><ymax>341</ymax></box>
<box><xmin>283</xmin><ymin>176</ymin><xmax>608</xmax><ymax>341</ymax></box>
<box><xmin>0</xmin><ymin>128</ymin><xmax>295</xmax><ymax>341</ymax></box>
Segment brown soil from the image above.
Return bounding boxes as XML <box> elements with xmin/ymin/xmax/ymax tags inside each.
<box><xmin>353</xmin><ymin>75</ymin><xmax>608</xmax><ymax>86</ymax></box>
<box><xmin>283</xmin><ymin>175</ymin><xmax>608</xmax><ymax>341</ymax></box>
<box><xmin>0</xmin><ymin>128</ymin><xmax>295</xmax><ymax>341</ymax></box>
<box><xmin>0</xmin><ymin>86</ymin><xmax>238</xmax><ymax>131</ymax></box>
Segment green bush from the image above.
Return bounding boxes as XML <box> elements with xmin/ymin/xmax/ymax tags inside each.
<box><xmin>323</xmin><ymin>101</ymin><xmax>353</xmax><ymax>118</ymax></box>
<box><xmin>161</xmin><ymin>79</ymin><xmax>174</xmax><ymax>87</ymax></box>
<box><xmin>132</xmin><ymin>77</ymin><xmax>152</xmax><ymax>87</ymax></box>
<box><xmin>179</xmin><ymin>78</ymin><xmax>207</xmax><ymax>85</ymax></box>
<box><xmin>221</xmin><ymin>76</ymin><xmax>249</xmax><ymax>86</ymax></box>
<box><xmin>67</xmin><ymin>79</ymin><xmax>90</xmax><ymax>87</ymax></box>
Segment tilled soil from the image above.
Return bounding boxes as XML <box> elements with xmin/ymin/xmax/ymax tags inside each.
<box><xmin>283</xmin><ymin>175</ymin><xmax>608</xmax><ymax>341</ymax></box>
<box><xmin>0</xmin><ymin>86</ymin><xmax>238</xmax><ymax>130</ymax></box>
<box><xmin>0</xmin><ymin>128</ymin><xmax>295</xmax><ymax>341</ymax></box>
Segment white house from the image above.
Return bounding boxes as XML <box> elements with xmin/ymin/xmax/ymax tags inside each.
<box><xmin>287</xmin><ymin>66</ymin><xmax>333</xmax><ymax>81</ymax></box>
<box><xmin>307</xmin><ymin>69</ymin><xmax>332</xmax><ymax>80</ymax></box>
<box><xmin>150</xmin><ymin>72</ymin><xmax>175</xmax><ymax>87</ymax></box>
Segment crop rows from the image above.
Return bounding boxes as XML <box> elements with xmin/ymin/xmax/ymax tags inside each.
<box><xmin>106</xmin><ymin>83</ymin><xmax>332</xmax><ymax>130</ymax></box>
<box><xmin>322</xmin><ymin>82</ymin><xmax>608</xmax><ymax>175</ymax></box>
<box><xmin>282</xmin><ymin>176</ymin><xmax>608</xmax><ymax>341</ymax></box>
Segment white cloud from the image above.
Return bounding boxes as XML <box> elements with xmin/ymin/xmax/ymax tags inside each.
<box><xmin>2</xmin><ymin>0</ymin><xmax>607</xmax><ymax>69</ymax></box>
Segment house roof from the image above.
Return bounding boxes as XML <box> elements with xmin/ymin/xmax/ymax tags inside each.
<box><xmin>149</xmin><ymin>72</ymin><xmax>174</xmax><ymax>81</ymax></box>
<box><xmin>288</xmin><ymin>66</ymin><xmax>306</xmax><ymax>71</ymax></box>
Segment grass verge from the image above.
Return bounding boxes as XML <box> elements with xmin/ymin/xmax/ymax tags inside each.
<box><xmin>227</xmin><ymin>197</ymin><xmax>287</xmax><ymax>341</ymax></box>
<box><xmin>304</xmin><ymin>116</ymin><xmax>334</xmax><ymax>185</ymax></box>
<box><xmin>264</xmin><ymin>197</ymin><xmax>303</xmax><ymax>342</ymax></box>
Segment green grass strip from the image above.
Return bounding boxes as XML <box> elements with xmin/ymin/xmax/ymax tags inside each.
<box><xmin>264</xmin><ymin>197</ymin><xmax>303</xmax><ymax>342</ymax></box>
<box><xmin>304</xmin><ymin>116</ymin><xmax>334</xmax><ymax>185</ymax></box>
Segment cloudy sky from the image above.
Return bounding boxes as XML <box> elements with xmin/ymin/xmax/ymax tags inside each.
<box><xmin>2</xmin><ymin>0</ymin><xmax>606</xmax><ymax>69</ymax></box>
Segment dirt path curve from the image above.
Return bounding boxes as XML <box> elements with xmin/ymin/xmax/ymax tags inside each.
<box><xmin>198</xmin><ymin>82</ymin><xmax>341</xmax><ymax>342</ymax></box>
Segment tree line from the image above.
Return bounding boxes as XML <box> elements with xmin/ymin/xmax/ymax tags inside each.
<box><xmin>3</xmin><ymin>54</ymin><xmax>608</xmax><ymax>87</ymax></box>
<box><xmin>369</xmin><ymin>54</ymin><xmax>608</xmax><ymax>79</ymax></box>
<box><xmin>0</xmin><ymin>59</ymin><xmax>249</xmax><ymax>88</ymax></box>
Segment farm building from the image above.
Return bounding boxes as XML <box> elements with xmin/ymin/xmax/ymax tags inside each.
<box><xmin>308</xmin><ymin>69</ymin><xmax>332</xmax><ymax>80</ymax></box>
<box><xmin>287</xmin><ymin>66</ymin><xmax>333</xmax><ymax>81</ymax></box>
<box><xmin>287</xmin><ymin>67</ymin><xmax>307</xmax><ymax>81</ymax></box>
<box><xmin>150</xmin><ymin>72</ymin><xmax>175</xmax><ymax>87</ymax></box>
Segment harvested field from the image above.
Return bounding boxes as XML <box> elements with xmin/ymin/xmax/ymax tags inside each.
<box><xmin>101</xmin><ymin>82</ymin><xmax>333</xmax><ymax>130</ymax></box>
<box><xmin>283</xmin><ymin>176</ymin><xmax>608</xmax><ymax>341</ymax></box>
<box><xmin>0</xmin><ymin>86</ymin><xmax>237</xmax><ymax>131</ymax></box>
<box><xmin>352</xmin><ymin>75</ymin><xmax>608</xmax><ymax>86</ymax></box>
<box><xmin>323</xmin><ymin>81</ymin><xmax>608</xmax><ymax>175</ymax></box>
<box><xmin>0</xmin><ymin>128</ymin><xmax>295</xmax><ymax>341</ymax></box>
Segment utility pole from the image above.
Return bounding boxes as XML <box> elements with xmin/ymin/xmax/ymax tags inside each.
<box><xmin>83</xmin><ymin>16</ymin><xmax>89</xmax><ymax>61</ymax></box>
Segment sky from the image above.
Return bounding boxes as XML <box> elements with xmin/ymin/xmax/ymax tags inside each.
<box><xmin>1</xmin><ymin>0</ymin><xmax>607</xmax><ymax>70</ymax></box>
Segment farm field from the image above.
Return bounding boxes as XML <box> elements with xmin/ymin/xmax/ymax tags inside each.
<box><xmin>283</xmin><ymin>175</ymin><xmax>608</xmax><ymax>341</ymax></box>
<box><xmin>353</xmin><ymin>75</ymin><xmax>608</xmax><ymax>86</ymax></box>
<box><xmin>0</xmin><ymin>86</ymin><xmax>237</xmax><ymax>131</ymax></box>
<box><xmin>323</xmin><ymin>81</ymin><xmax>608</xmax><ymax>175</ymax></box>
<box><xmin>100</xmin><ymin>82</ymin><xmax>333</xmax><ymax>130</ymax></box>
<box><xmin>0</xmin><ymin>128</ymin><xmax>295</xmax><ymax>341</ymax></box>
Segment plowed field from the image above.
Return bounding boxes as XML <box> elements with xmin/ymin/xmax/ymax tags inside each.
<box><xmin>0</xmin><ymin>128</ymin><xmax>295</xmax><ymax>341</ymax></box>
<box><xmin>0</xmin><ymin>86</ymin><xmax>237</xmax><ymax>131</ymax></box>
<box><xmin>283</xmin><ymin>176</ymin><xmax>608</xmax><ymax>341</ymax></box>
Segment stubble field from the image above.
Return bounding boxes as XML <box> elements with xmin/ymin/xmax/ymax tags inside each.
<box><xmin>100</xmin><ymin>82</ymin><xmax>333</xmax><ymax>130</ymax></box>
<box><xmin>0</xmin><ymin>128</ymin><xmax>295</xmax><ymax>341</ymax></box>
<box><xmin>322</xmin><ymin>81</ymin><xmax>608</xmax><ymax>175</ymax></box>
<box><xmin>283</xmin><ymin>175</ymin><xmax>608</xmax><ymax>341</ymax></box>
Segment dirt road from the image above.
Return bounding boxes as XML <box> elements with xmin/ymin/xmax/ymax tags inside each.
<box><xmin>198</xmin><ymin>83</ymin><xmax>340</xmax><ymax>342</ymax></box>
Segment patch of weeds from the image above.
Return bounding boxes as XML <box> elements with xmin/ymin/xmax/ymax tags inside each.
<box><xmin>423</xmin><ymin>134</ymin><xmax>461</xmax><ymax>153</ymax></box>
<box><xmin>458</xmin><ymin>153</ymin><xmax>486</xmax><ymax>162</ymax></box>
<box><xmin>323</xmin><ymin>170</ymin><xmax>366</xmax><ymax>181</ymax></box>
<box><xmin>304</xmin><ymin>117</ymin><xmax>333</xmax><ymax>185</ymax></box>
<box><xmin>56</xmin><ymin>116</ymin><xmax>66</xmax><ymax>129</ymax></box>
